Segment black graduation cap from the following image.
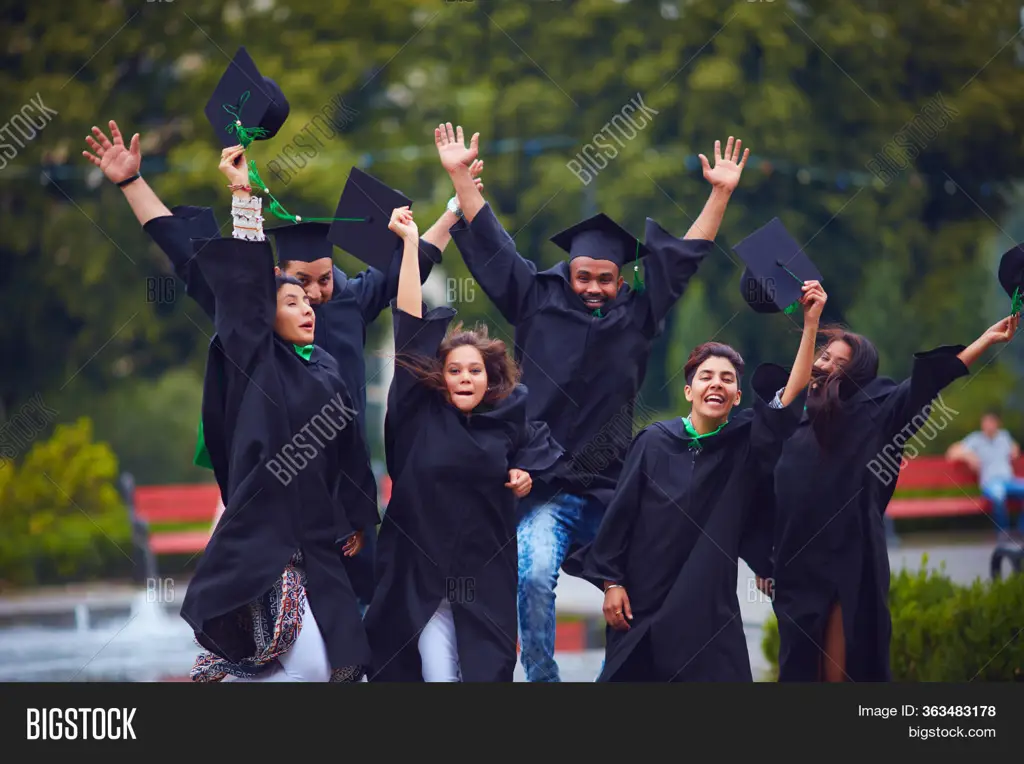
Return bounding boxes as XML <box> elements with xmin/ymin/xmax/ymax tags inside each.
<box><xmin>998</xmin><ymin>245</ymin><xmax>1024</xmax><ymax>315</ymax></box>
<box><xmin>549</xmin><ymin>213</ymin><xmax>649</xmax><ymax>267</ymax></box>
<box><xmin>170</xmin><ymin>205</ymin><xmax>221</xmax><ymax>240</ymax></box>
<box><xmin>733</xmin><ymin>217</ymin><xmax>822</xmax><ymax>314</ymax></box>
<box><xmin>326</xmin><ymin>167</ymin><xmax>412</xmax><ymax>271</ymax></box>
<box><xmin>204</xmin><ymin>46</ymin><xmax>290</xmax><ymax>148</ymax></box>
<box><xmin>267</xmin><ymin>222</ymin><xmax>335</xmax><ymax>264</ymax></box>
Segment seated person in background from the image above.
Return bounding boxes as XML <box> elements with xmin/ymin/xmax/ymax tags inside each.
<box><xmin>946</xmin><ymin>411</ymin><xmax>1024</xmax><ymax>541</ymax></box>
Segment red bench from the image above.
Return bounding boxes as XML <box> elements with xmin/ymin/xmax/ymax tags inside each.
<box><xmin>135</xmin><ymin>484</ymin><xmax>222</xmax><ymax>554</ymax></box>
<box><xmin>886</xmin><ymin>455</ymin><xmax>1024</xmax><ymax>519</ymax></box>
<box><xmin>133</xmin><ymin>476</ymin><xmax>394</xmax><ymax>555</ymax></box>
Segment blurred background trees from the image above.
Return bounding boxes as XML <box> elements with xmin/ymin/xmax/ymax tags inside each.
<box><xmin>3</xmin><ymin>0</ymin><xmax>1024</xmax><ymax>578</ymax></box>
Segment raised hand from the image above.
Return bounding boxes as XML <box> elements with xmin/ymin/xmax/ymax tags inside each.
<box><xmin>435</xmin><ymin>122</ymin><xmax>479</xmax><ymax>174</ymax></box>
<box><xmin>699</xmin><ymin>136</ymin><xmax>749</xmax><ymax>192</ymax></box>
<box><xmin>981</xmin><ymin>314</ymin><xmax>1020</xmax><ymax>345</ymax></box>
<box><xmin>218</xmin><ymin>145</ymin><xmax>249</xmax><ymax>187</ymax></box>
<box><xmin>388</xmin><ymin>206</ymin><xmax>418</xmax><ymax>241</ymax></box>
<box><xmin>799</xmin><ymin>280</ymin><xmax>827</xmax><ymax>323</ymax></box>
<box><xmin>82</xmin><ymin>120</ymin><xmax>140</xmax><ymax>184</ymax></box>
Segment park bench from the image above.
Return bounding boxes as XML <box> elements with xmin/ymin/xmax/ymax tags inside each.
<box><xmin>119</xmin><ymin>472</ymin><xmax>393</xmax><ymax>578</ymax></box>
<box><xmin>886</xmin><ymin>455</ymin><xmax>1024</xmax><ymax>519</ymax></box>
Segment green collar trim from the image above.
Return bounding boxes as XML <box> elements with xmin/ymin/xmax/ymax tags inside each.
<box><xmin>681</xmin><ymin>415</ymin><xmax>728</xmax><ymax>449</ymax></box>
<box><xmin>293</xmin><ymin>343</ymin><xmax>314</xmax><ymax>361</ymax></box>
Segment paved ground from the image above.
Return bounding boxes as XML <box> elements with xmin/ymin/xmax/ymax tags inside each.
<box><xmin>0</xmin><ymin>532</ymin><xmax>1007</xmax><ymax>682</ymax></box>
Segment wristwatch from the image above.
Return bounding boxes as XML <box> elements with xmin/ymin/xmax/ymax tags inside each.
<box><xmin>447</xmin><ymin>196</ymin><xmax>463</xmax><ymax>218</ymax></box>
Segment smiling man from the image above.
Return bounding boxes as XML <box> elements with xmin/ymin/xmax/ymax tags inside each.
<box><xmin>435</xmin><ymin>123</ymin><xmax>749</xmax><ymax>681</ymax></box>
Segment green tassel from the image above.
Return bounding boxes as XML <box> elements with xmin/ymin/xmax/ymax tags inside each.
<box><xmin>592</xmin><ymin>308</ymin><xmax>603</xmax><ymax>318</ymax></box>
<box><xmin>631</xmin><ymin>239</ymin><xmax>645</xmax><ymax>294</ymax></box>
<box><xmin>783</xmin><ymin>300</ymin><xmax>799</xmax><ymax>315</ymax></box>
<box><xmin>1012</xmin><ymin>286</ymin><xmax>1022</xmax><ymax>316</ymax></box>
<box><xmin>223</xmin><ymin>92</ymin><xmax>269</xmax><ymax>148</ymax></box>
<box><xmin>247</xmin><ymin>160</ymin><xmax>366</xmax><ymax>225</ymax></box>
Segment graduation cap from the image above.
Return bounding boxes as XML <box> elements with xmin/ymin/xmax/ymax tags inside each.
<box><xmin>170</xmin><ymin>205</ymin><xmax>221</xmax><ymax>240</ymax></box>
<box><xmin>204</xmin><ymin>46</ymin><xmax>290</xmax><ymax>148</ymax></box>
<box><xmin>267</xmin><ymin>221</ymin><xmax>334</xmax><ymax>264</ymax></box>
<box><xmin>998</xmin><ymin>245</ymin><xmax>1024</xmax><ymax>316</ymax></box>
<box><xmin>734</xmin><ymin>217</ymin><xmax>822</xmax><ymax>314</ymax></box>
<box><xmin>326</xmin><ymin>167</ymin><xmax>411</xmax><ymax>271</ymax></box>
<box><xmin>550</xmin><ymin>213</ymin><xmax>649</xmax><ymax>293</ymax></box>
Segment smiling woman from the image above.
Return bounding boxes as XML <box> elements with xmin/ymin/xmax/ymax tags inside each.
<box><xmin>361</xmin><ymin>205</ymin><xmax>564</xmax><ymax>682</ymax></box>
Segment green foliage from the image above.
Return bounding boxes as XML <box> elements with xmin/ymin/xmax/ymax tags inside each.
<box><xmin>4</xmin><ymin>0</ymin><xmax>1024</xmax><ymax>484</ymax></box>
<box><xmin>760</xmin><ymin>555</ymin><xmax>1024</xmax><ymax>681</ymax></box>
<box><xmin>0</xmin><ymin>418</ymin><xmax>133</xmax><ymax>589</ymax></box>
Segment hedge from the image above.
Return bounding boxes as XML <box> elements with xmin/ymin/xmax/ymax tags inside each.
<box><xmin>760</xmin><ymin>555</ymin><xmax>1024</xmax><ymax>681</ymax></box>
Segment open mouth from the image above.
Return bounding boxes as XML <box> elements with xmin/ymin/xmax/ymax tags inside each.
<box><xmin>300</xmin><ymin>321</ymin><xmax>314</xmax><ymax>331</ymax></box>
<box><xmin>583</xmin><ymin>295</ymin><xmax>605</xmax><ymax>308</ymax></box>
<box><xmin>704</xmin><ymin>393</ymin><xmax>725</xmax><ymax>406</ymax></box>
<box><xmin>453</xmin><ymin>390</ymin><xmax>475</xmax><ymax>398</ymax></box>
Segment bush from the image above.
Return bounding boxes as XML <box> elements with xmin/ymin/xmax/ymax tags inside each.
<box><xmin>760</xmin><ymin>555</ymin><xmax>1024</xmax><ymax>681</ymax></box>
<box><xmin>0</xmin><ymin>417</ymin><xmax>134</xmax><ymax>589</ymax></box>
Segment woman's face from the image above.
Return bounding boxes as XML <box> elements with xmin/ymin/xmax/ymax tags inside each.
<box><xmin>814</xmin><ymin>340</ymin><xmax>852</xmax><ymax>378</ymax></box>
<box><xmin>275</xmin><ymin>283</ymin><xmax>315</xmax><ymax>345</ymax></box>
<box><xmin>684</xmin><ymin>356</ymin><xmax>741</xmax><ymax>421</ymax></box>
<box><xmin>444</xmin><ymin>345</ymin><xmax>488</xmax><ymax>412</ymax></box>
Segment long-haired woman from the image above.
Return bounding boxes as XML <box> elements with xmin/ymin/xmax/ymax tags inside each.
<box><xmin>362</xmin><ymin>205</ymin><xmax>562</xmax><ymax>682</ymax></box>
<box><xmin>768</xmin><ymin>315</ymin><xmax>1019</xmax><ymax>682</ymax></box>
<box><xmin>182</xmin><ymin>145</ymin><xmax>379</xmax><ymax>682</ymax></box>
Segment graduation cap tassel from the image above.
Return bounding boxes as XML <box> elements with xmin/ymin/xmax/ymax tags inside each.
<box><xmin>632</xmin><ymin>239</ymin><xmax>645</xmax><ymax>294</ymax></box>
<box><xmin>245</xmin><ymin>159</ymin><xmax>368</xmax><ymax>225</ymax></box>
<box><xmin>223</xmin><ymin>92</ymin><xmax>269</xmax><ymax>147</ymax></box>
<box><xmin>1012</xmin><ymin>286</ymin><xmax>1022</xmax><ymax>316</ymax></box>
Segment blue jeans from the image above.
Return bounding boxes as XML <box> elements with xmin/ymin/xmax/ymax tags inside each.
<box><xmin>517</xmin><ymin>492</ymin><xmax>603</xmax><ymax>682</ymax></box>
<box><xmin>982</xmin><ymin>477</ymin><xmax>1024</xmax><ymax>533</ymax></box>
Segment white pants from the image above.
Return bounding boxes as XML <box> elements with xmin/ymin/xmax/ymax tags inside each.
<box><xmin>418</xmin><ymin>599</ymin><xmax>461</xmax><ymax>681</ymax></box>
<box><xmin>223</xmin><ymin>595</ymin><xmax>331</xmax><ymax>682</ymax></box>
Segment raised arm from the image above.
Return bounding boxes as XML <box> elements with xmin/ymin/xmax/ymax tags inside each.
<box><xmin>636</xmin><ymin>138</ymin><xmax>748</xmax><ymax>332</ymax></box>
<box><xmin>436</xmin><ymin>123</ymin><xmax>540</xmax><ymax>324</ymax></box>
<box><xmin>84</xmin><ymin>121</ymin><xmax>218</xmax><ymax>317</ymax></box>
<box><xmin>779</xmin><ymin>280</ymin><xmax>825</xmax><ymax>406</ymax></box>
<box><xmin>192</xmin><ymin>146</ymin><xmax>275</xmax><ymax>366</ymax></box>
<box><xmin>420</xmin><ymin>159</ymin><xmax>485</xmax><ymax>252</ymax></box>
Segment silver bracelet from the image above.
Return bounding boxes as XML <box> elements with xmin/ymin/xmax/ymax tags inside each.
<box><xmin>605</xmin><ymin>584</ymin><xmax>623</xmax><ymax>591</ymax></box>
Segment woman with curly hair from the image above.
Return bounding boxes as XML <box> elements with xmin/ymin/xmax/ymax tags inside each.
<box><xmin>363</xmin><ymin>205</ymin><xmax>563</xmax><ymax>682</ymax></box>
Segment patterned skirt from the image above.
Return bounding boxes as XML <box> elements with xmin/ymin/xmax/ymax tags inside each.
<box><xmin>190</xmin><ymin>550</ymin><xmax>363</xmax><ymax>682</ymax></box>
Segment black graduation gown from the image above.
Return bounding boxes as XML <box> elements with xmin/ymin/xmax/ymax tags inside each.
<box><xmin>363</xmin><ymin>303</ymin><xmax>563</xmax><ymax>682</ymax></box>
<box><xmin>563</xmin><ymin>365</ymin><xmax>803</xmax><ymax>681</ymax></box>
<box><xmin>311</xmin><ymin>243</ymin><xmax>441</xmax><ymax>603</ymax></box>
<box><xmin>144</xmin><ymin>215</ymin><xmax>441</xmax><ymax>601</ymax></box>
<box><xmin>770</xmin><ymin>346</ymin><xmax>969</xmax><ymax>682</ymax></box>
<box><xmin>178</xmin><ymin>236</ymin><xmax>380</xmax><ymax>672</ymax></box>
<box><xmin>449</xmin><ymin>203</ymin><xmax>712</xmax><ymax>509</ymax></box>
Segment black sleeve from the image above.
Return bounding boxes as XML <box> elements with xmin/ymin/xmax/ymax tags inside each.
<box><xmin>143</xmin><ymin>215</ymin><xmax>217</xmax><ymax>320</ymax></box>
<box><xmin>632</xmin><ymin>218</ymin><xmax>713</xmax><ymax>336</ymax></box>
<box><xmin>879</xmin><ymin>345</ymin><xmax>969</xmax><ymax>438</ymax></box>
<box><xmin>194</xmin><ymin>237</ymin><xmax>277</xmax><ymax>369</ymax></box>
<box><xmin>387</xmin><ymin>302</ymin><xmax>456</xmax><ymax>424</ymax></box>
<box><xmin>449</xmin><ymin>203</ymin><xmax>541</xmax><ymax>324</ymax></box>
<box><xmin>332</xmin><ymin>401</ymin><xmax>381</xmax><ymax>537</ymax></box>
<box><xmin>351</xmin><ymin>239</ymin><xmax>443</xmax><ymax>323</ymax></box>
<box><xmin>748</xmin><ymin>363</ymin><xmax>806</xmax><ymax>473</ymax></box>
<box><xmin>510</xmin><ymin>417</ymin><xmax>564</xmax><ymax>475</ymax></box>
<box><xmin>562</xmin><ymin>428</ymin><xmax>651</xmax><ymax>590</ymax></box>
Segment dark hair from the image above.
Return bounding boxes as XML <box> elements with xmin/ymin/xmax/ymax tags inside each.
<box><xmin>395</xmin><ymin>322</ymin><xmax>521</xmax><ymax>406</ymax></box>
<box><xmin>683</xmin><ymin>342</ymin><xmax>745</xmax><ymax>386</ymax></box>
<box><xmin>276</xmin><ymin>273</ymin><xmax>303</xmax><ymax>290</ymax></box>
<box><xmin>806</xmin><ymin>326</ymin><xmax>879</xmax><ymax>445</ymax></box>
<box><xmin>982</xmin><ymin>410</ymin><xmax>1001</xmax><ymax>420</ymax></box>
